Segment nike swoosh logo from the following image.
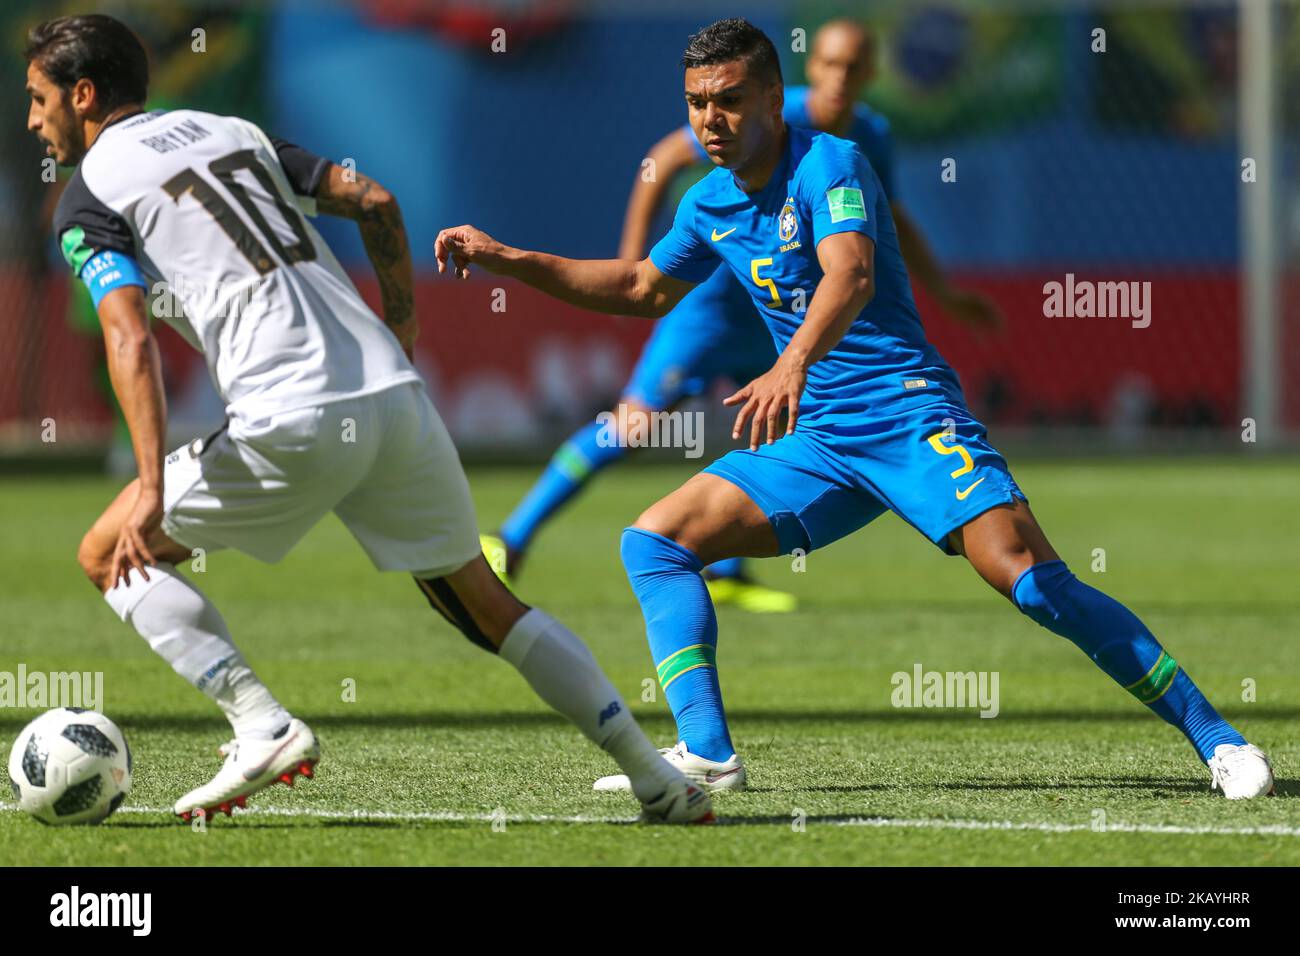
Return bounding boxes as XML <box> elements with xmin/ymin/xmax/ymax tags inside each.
<box><xmin>704</xmin><ymin>767</ymin><xmax>742</xmax><ymax>784</ymax></box>
<box><xmin>955</xmin><ymin>477</ymin><xmax>986</xmax><ymax>501</ymax></box>
<box><xmin>241</xmin><ymin>731</ymin><xmax>299</xmax><ymax>781</ymax></box>
<box><xmin>711</xmin><ymin>227</ymin><xmax>737</xmax><ymax>241</ymax></box>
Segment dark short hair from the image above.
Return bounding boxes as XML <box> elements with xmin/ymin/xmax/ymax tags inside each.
<box><xmin>24</xmin><ymin>15</ymin><xmax>148</xmax><ymax>112</ymax></box>
<box><xmin>682</xmin><ymin>18</ymin><xmax>782</xmax><ymax>87</ymax></box>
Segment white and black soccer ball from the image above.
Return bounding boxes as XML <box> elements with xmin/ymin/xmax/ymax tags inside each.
<box><xmin>7</xmin><ymin>709</ymin><xmax>132</xmax><ymax>825</ymax></box>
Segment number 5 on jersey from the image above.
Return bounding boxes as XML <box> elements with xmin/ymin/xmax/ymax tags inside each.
<box><xmin>751</xmin><ymin>257</ymin><xmax>781</xmax><ymax>307</ymax></box>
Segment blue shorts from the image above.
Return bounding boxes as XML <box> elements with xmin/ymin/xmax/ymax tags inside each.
<box><xmin>704</xmin><ymin>399</ymin><xmax>1025</xmax><ymax>556</ymax></box>
<box><xmin>625</xmin><ymin>266</ymin><xmax>777</xmax><ymax>409</ymax></box>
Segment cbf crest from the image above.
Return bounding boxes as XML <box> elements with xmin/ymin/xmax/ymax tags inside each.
<box><xmin>778</xmin><ymin>200</ymin><xmax>798</xmax><ymax>242</ymax></box>
<box><xmin>778</xmin><ymin>197</ymin><xmax>801</xmax><ymax>252</ymax></box>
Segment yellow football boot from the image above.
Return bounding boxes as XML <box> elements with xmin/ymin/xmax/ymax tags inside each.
<box><xmin>479</xmin><ymin>533</ymin><xmax>515</xmax><ymax>591</ymax></box>
<box><xmin>705</xmin><ymin>575</ymin><xmax>797</xmax><ymax>614</ymax></box>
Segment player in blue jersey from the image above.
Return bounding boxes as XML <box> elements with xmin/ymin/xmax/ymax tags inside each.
<box><xmin>482</xmin><ymin>19</ymin><xmax>1001</xmax><ymax>614</ymax></box>
<box><xmin>437</xmin><ymin>19</ymin><xmax>1274</xmax><ymax>799</ymax></box>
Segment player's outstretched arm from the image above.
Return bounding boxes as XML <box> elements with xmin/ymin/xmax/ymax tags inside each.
<box><xmin>892</xmin><ymin>202</ymin><xmax>1003</xmax><ymax>331</ymax></box>
<box><xmin>434</xmin><ymin>224</ymin><xmax>695</xmax><ymax>319</ymax></box>
<box><xmin>97</xmin><ymin>284</ymin><xmax>167</xmax><ymax>582</ymax></box>
<box><xmin>618</xmin><ymin>127</ymin><xmax>701</xmax><ymax>260</ymax></box>
<box><xmin>724</xmin><ymin>231</ymin><xmax>875</xmax><ymax>449</ymax></box>
<box><xmin>316</xmin><ymin>164</ymin><xmax>417</xmax><ymax>358</ymax></box>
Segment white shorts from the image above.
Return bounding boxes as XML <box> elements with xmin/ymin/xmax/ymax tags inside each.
<box><xmin>161</xmin><ymin>383</ymin><xmax>481</xmax><ymax>578</ymax></box>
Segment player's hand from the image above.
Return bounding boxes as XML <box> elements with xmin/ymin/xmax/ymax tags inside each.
<box><xmin>724</xmin><ymin>355</ymin><xmax>806</xmax><ymax>451</ymax></box>
<box><xmin>938</xmin><ymin>288</ymin><xmax>1005</xmax><ymax>333</ymax></box>
<box><xmin>434</xmin><ymin>225</ymin><xmax>507</xmax><ymax>278</ymax></box>
<box><xmin>110</xmin><ymin>486</ymin><xmax>163</xmax><ymax>587</ymax></box>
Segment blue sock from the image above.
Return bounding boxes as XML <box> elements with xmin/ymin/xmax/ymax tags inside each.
<box><xmin>705</xmin><ymin>557</ymin><xmax>745</xmax><ymax>579</ymax></box>
<box><xmin>500</xmin><ymin>418</ymin><xmax>628</xmax><ymax>553</ymax></box>
<box><xmin>1012</xmin><ymin>560</ymin><xmax>1245</xmax><ymax>761</ymax></box>
<box><xmin>620</xmin><ymin>527</ymin><xmax>735</xmax><ymax>762</ymax></box>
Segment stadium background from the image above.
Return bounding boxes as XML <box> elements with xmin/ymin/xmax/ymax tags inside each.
<box><xmin>1</xmin><ymin>0</ymin><xmax>1297</xmax><ymax>464</ymax></box>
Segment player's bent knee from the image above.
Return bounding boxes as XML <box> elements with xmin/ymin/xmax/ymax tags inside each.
<box><xmin>415</xmin><ymin>559</ymin><xmax>533</xmax><ymax>652</ymax></box>
<box><xmin>413</xmin><ymin>575</ymin><xmax>498</xmax><ymax>653</ymax></box>
<box><xmin>629</xmin><ymin>496</ymin><xmax>699</xmax><ymax>549</ymax></box>
<box><xmin>629</xmin><ymin>507</ymin><xmax>671</xmax><ymax>540</ymax></box>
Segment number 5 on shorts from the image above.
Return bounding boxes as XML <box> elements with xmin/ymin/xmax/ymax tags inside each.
<box><xmin>926</xmin><ymin>433</ymin><xmax>984</xmax><ymax>500</ymax></box>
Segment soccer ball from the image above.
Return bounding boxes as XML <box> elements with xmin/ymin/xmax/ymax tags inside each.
<box><xmin>7</xmin><ymin>708</ymin><xmax>132</xmax><ymax>825</ymax></box>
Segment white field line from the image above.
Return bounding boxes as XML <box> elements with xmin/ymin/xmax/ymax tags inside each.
<box><xmin>2</xmin><ymin>802</ymin><xmax>1298</xmax><ymax>836</ymax></box>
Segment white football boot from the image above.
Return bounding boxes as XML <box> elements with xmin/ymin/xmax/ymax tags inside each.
<box><xmin>174</xmin><ymin>718</ymin><xmax>320</xmax><ymax>821</ymax></box>
<box><xmin>595</xmin><ymin>741</ymin><xmax>747</xmax><ymax>794</ymax></box>
<box><xmin>638</xmin><ymin>777</ymin><xmax>716</xmax><ymax>825</ymax></box>
<box><xmin>1207</xmin><ymin>743</ymin><xmax>1275</xmax><ymax>800</ymax></box>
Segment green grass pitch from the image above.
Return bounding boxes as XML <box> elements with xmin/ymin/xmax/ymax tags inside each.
<box><xmin>1</xmin><ymin>457</ymin><xmax>1297</xmax><ymax>865</ymax></box>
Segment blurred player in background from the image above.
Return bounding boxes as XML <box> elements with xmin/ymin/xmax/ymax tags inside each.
<box><xmin>482</xmin><ymin>19</ymin><xmax>1002</xmax><ymax>614</ymax></box>
<box><xmin>26</xmin><ymin>13</ymin><xmax>711</xmax><ymax>824</ymax></box>
<box><xmin>437</xmin><ymin>18</ymin><xmax>1274</xmax><ymax>801</ymax></box>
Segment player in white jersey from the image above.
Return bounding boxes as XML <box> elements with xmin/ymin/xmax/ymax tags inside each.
<box><xmin>25</xmin><ymin>14</ymin><xmax>717</xmax><ymax>823</ymax></box>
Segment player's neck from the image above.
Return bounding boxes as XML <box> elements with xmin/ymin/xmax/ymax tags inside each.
<box><xmin>82</xmin><ymin>103</ymin><xmax>144</xmax><ymax>153</ymax></box>
<box><xmin>732</xmin><ymin>123</ymin><xmax>788</xmax><ymax>194</ymax></box>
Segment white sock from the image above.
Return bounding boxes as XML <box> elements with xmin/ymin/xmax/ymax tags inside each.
<box><xmin>105</xmin><ymin>564</ymin><xmax>291</xmax><ymax>739</ymax></box>
<box><xmin>498</xmin><ymin>608</ymin><xmax>678</xmax><ymax>802</ymax></box>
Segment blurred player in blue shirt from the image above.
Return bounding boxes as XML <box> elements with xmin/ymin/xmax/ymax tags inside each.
<box><xmin>484</xmin><ymin>20</ymin><xmax>1001</xmax><ymax>614</ymax></box>
<box><xmin>437</xmin><ymin>19</ymin><xmax>1272</xmax><ymax>800</ymax></box>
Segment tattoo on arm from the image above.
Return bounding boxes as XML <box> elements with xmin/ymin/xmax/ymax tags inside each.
<box><xmin>318</xmin><ymin>166</ymin><xmax>417</xmax><ymax>354</ymax></box>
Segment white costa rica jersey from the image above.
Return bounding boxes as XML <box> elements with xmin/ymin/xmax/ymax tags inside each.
<box><xmin>54</xmin><ymin>109</ymin><xmax>419</xmax><ymax>420</ymax></box>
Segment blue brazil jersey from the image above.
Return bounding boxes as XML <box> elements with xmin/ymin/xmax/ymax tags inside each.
<box><xmin>628</xmin><ymin>93</ymin><xmax>900</xmax><ymax>410</ymax></box>
<box><xmin>651</xmin><ymin>125</ymin><xmax>960</xmax><ymax>430</ymax></box>
<box><xmin>650</xmin><ymin>125</ymin><xmax>1022</xmax><ymax>555</ymax></box>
